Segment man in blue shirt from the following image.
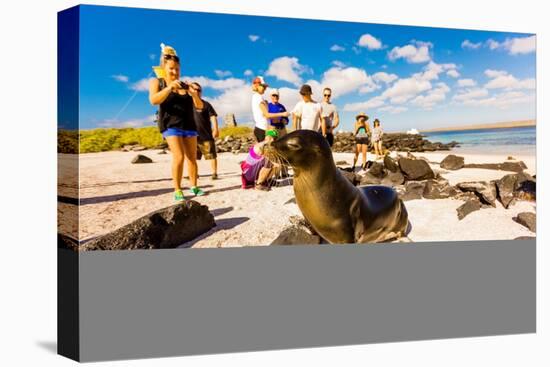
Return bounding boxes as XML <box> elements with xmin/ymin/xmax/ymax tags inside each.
<box><xmin>267</xmin><ymin>89</ymin><xmax>289</xmax><ymax>137</ymax></box>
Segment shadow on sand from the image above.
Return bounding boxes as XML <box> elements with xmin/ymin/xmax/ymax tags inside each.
<box><xmin>178</xmin><ymin>216</ymin><xmax>250</xmax><ymax>248</ymax></box>
<box><xmin>79</xmin><ymin>185</ymin><xmax>215</xmax><ymax>205</ymax></box>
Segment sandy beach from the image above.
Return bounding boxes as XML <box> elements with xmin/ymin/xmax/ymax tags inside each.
<box><xmin>59</xmin><ymin>146</ymin><xmax>536</xmax><ymax>248</ymax></box>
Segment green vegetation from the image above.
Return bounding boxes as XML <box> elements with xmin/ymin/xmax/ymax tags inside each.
<box><xmin>79</xmin><ymin>127</ymin><xmax>164</xmax><ymax>153</ymax></box>
<box><xmin>74</xmin><ymin>125</ymin><xmax>254</xmax><ymax>154</ymax></box>
<box><xmin>58</xmin><ymin>129</ymin><xmax>79</xmax><ymax>154</ymax></box>
<box><xmin>218</xmin><ymin>125</ymin><xmax>253</xmax><ymax>139</ymax></box>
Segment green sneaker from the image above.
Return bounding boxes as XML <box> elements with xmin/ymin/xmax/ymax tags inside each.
<box><xmin>174</xmin><ymin>189</ymin><xmax>185</xmax><ymax>202</ymax></box>
<box><xmin>190</xmin><ymin>186</ymin><xmax>205</xmax><ymax>196</ymax></box>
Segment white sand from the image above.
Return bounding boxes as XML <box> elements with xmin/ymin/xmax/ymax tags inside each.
<box><xmin>66</xmin><ymin>148</ymin><xmax>536</xmax><ymax>247</ymax></box>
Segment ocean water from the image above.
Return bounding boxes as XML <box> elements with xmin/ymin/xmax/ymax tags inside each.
<box><xmin>423</xmin><ymin>126</ymin><xmax>536</xmax><ymax>156</ymax></box>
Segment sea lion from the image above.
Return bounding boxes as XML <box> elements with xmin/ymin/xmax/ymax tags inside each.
<box><xmin>265</xmin><ymin>130</ymin><xmax>408</xmax><ymax>244</ymax></box>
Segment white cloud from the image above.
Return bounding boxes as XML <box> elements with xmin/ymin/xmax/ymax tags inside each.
<box><xmin>452</xmin><ymin>88</ymin><xmax>489</xmax><ymax>102</ymax></box>
<box><xmin>343</xmin><ymin>96</ymin><xmax>386</xmax><ymax>111</ymax></box>
<box><xmin>505</xmin><ymin>35</ymin><xmax>536</xmax><ymax>54</ymax></box>
<box><xmin>388</xmin><ymin>42</ymin><xmax>431</xmax><ymax>63</ymax></box>
<box><xmin>410</xmin><ymin>82</ymin><xmax>450</xmax><ymax>109</ymax></box>
<box><xmin>332</xmin><ymin>60</ymin><xmax>347</xmax><ymax>68</ymax></box>
<box><xmin>485</xmin><ymin>35</ymin><xmax>536</xmax><ymax>55</ymax></box>
<box><xmin>357</xmin><ymin>34</ymin><xmax>383</xmax><ymax>50</ymax></box>
<box><xmin>446</xmin><ymin>69</ymin><xmax>460</xmax><ymax>78</ymax></box>
<box><xmin>413</xmin><ymin>62</ymin><xmax>457</xmax><ymax>82</ymax></box>
<box><xmin>381</xmin><ymin>77</ymin><xmax>432</xmax><ymax>104</ymax></box>
<box><xmin>214</xmin><ymin>70</ymin><xmax>232</xmax><ymax>78</ymax></box>
<box><xmin>130</xmin><ymin>78</ymin><xmax>150</xmax><ymax>92</ymax></box>
<box><xmin>485</xmin><ymin>75</ymin><xmax>536</xmax><ymax>90</ymax></box>
<box><xmin>244</xmin><ymin>69</ymin><xmax>254</xmax><ymax>76</ymax></box>
<box><xmin>99</xmin><ymin>115</ymin><xmax>156</xmax><ymax>128</ymax></box>
<box><xmin>206</xmin><ymin>85</ymin><xmax>253</xmax><ymax>122</ymax></box>
<box><xmin>461</xmin><ymin>40</ymin><xmax>482</xmax><ymax>49</ymax></box>
<box><xmin>316</xmin><ymin>66</ymin><xmax>377</xmax><ymax>98</ymax></box>
<box><xmin>457</xmin><ymin>78</ymin><xmax>477</xmax><ymax>87</ymax></box>
<box><xmin>483</xmin><ymin>70</ymin><xmax>536</xmax><ymax>90</ymax></box>
<box><xmin>372</xmin><ymin>72</ymin><xmax>398</xmax><ymax>84</ymax></box>
<box><xmin>266</xmin><ymin>56</ymin><xmax>311</xmax><ymax>86</ymax></box>
<box><xmin>377</xmin><ymin>105</ymin><xmax>408</xmax><ymax>114</ymax></box>
<box><xmin>484</xmin><ymin>69</ymin><xmax>508</xmax><ymax>78</ymax></box>
<box><xmin>112</xmin><ymin>74</ymin><xmax>129</xmax><ymax>83</ymax></box>
<box><xmin>460</xmin><ymin>91</ymin><xmax>535</xmax><ymax>109</ymax></box>
<box><xmin>248</xmin><ymin>34</ymin><xmax>260</xmax><ymax>42</ymax></box>
<box><xmin>486</xmin><ymin>39</ymin><xmax>500</xmax><ymax>50</ymax></box>
<box><xmin>330</xmin><ymin>44</ymin><xmax>346</xmax><ymax>52</ymax></box>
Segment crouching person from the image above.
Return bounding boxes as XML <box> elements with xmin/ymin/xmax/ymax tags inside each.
<box><xmin>241</xmin><ymin>130</ymin><xmax>280</xmax><ymax>191</ymax></box>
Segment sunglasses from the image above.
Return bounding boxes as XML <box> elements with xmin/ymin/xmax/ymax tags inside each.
<box><xmin>324</xmin><ymin>94</ymin><xmax>331</xmax><ymax>97</ymax></box>
<box><xmin>163</xmin><ymin>54</ymin><xmax>180</xmax><ymax>62</ymax></box>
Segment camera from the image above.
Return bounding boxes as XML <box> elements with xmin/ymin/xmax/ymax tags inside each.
<box><xmin>178</xmin><ymin>81</ymin><xmax>189</xmax><ymax>90</ymax></box>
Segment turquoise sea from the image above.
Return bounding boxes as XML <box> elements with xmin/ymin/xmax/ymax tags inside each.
<box><xmin>423</xmin><ymin>126</ymin><xmax>536</xmax><ymax>155</ymax></box>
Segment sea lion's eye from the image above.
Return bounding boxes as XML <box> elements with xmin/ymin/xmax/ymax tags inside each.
<box><xmin>287</xmin><ymin>142</ymin><xmax>301</xmax><ymax>150</ymax></box>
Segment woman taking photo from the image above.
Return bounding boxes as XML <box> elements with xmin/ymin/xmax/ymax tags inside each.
<box><xmin>353</xmin><ymin>112</ymin><xmax>371</xmax><ymax>171</ymax></box>
<box><xmin>149</xmin><ymin>44</ymin><xmax>205</xmax><ymax>202</ymax></box>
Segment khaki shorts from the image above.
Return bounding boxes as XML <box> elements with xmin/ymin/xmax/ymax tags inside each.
<box><xmin>197</xmin><ymin>140</ymin><xmax>217</xmax><ymax>160</ymax></box>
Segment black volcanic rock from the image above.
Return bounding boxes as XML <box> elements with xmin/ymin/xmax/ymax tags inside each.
<box><xmin>398</xmin><ymin>158</ymin><xmax>435</xmax><ymax>181</ymax></box>
<box><xmin>514</xmin><ymin>212</ymin><xmax>536</xmax><ymax>232</ymax></box>
<box><xmin>131</xmin><ymin>154</ymin><xmax>153</xmax><ymax>164</ymax></box>
<box><xmin>494</xmin><ymin>172</ymin><xmax>536</xmax><ymax>208</ymax></box>
<box><xmin>457</xmin><ymin>199</ymin><xmax>482</xmax><ymax>220</ymax></box>
<box><xmin>81</xmin><ymin>201</ymin><xmax>215</xmax><ymax>251</ymax></box>
<box><xmin>383</xmin><ymin>155</ymin><xmax>400</xmax><ymax>172</ymax></box>
<box><xmin>423</xmin><ymin>179</ymin><xmax>458</xmax><ymax>199</ymax></box>
<box><xmin>463</xmin><ymin>161</ymin><xmax>526</xmax><ymax>173</ymax></box>
<box><xmin>440</xmin><ymin>154</ymin><xmax>465</xmax><ymax>170</ymax></box>
<box><xmin>456</xmin><ymin>181</ymin><xmax>497</xmax><ymax>207</ymax></box>
<box><xmin>400</xmin><ymin>181</ymin><xmax>426</xmax><ymax>201</ymax></box>
<box><xmin>271</xmin><ymin>226</ymin><xmax>322</xmax><ymax>245</ymax></box>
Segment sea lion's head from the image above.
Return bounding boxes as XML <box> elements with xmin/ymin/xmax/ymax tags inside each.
<box><xmin>265</xmin><ymin>130</ymin><xmax>332</xmax><ymax>169</ymax></box>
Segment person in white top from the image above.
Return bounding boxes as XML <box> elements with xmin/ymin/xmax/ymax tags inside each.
<box><xmin>320</xmin><ymin>87</ymin><xmax>340</xmax><ymax>147</ymax></box>
<box><xmin>291</xmin><ymin>84</ymin><xmax>324</xmax><ymax>133</ymax></box>
<box><xmin>251</xmin><ymin>76</ymin><xmax>290</xmax><ymax>142</ymax></box>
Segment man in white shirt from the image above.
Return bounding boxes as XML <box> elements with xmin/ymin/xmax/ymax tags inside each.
<box><xmin>320</xmin><ymin>87</ymin><xmax>340</xmax><ymax>147</ymax></box>
<box><xmin>251</xmin><ymin>76</ymin><xmax>290</xmax><ymax>142</ymax></box>
<box><xmin>291</xmin><ymin>84</ymin><xmax>324</xmax><ymax>133</ymax></box>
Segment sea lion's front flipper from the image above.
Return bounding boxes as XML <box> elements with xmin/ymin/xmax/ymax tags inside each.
<box><xmin>349</xmin><ymin>194</ymin><xmax>368</xmax><ymax>243</ymax></box>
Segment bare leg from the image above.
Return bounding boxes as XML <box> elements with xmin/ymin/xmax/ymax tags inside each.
<box><xmin>165</xmin><ymin>136</ymin><xmax>186</xmax><ymax>190</ymax></box>
<box><xmin>353</xmin><ymin>144</ymin><xmax>360</xmax><ymax>168</ymax></box>
<box><xmin>210</xmin><ymin>158</ymin><xmax>218</xmax><ymax>176</ymax></box>
<box><xmin>362</xmin><ymin>144</ymin><xmax>368</xmax><ymax>167</ymax></box>
<box><xmin>181</xmin><ymin>137</ymin><xmax>199</xmax><ymax>187</ymax></box>
<box><xmin>257</xmin><ymin>167</ymin><xmax>274</xmax><ymax>185</ymax></box>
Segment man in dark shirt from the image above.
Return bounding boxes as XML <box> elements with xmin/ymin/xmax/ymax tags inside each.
<box><xmin>190</xmin><ymin>82</ymin><xmax>220</xmax><ymax>179</ymax></box>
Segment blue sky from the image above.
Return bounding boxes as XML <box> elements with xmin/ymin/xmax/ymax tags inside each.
<box><xmin>77</xmin><ymin>5</ymin><xmax>536</xmax><ymax>132</ymax></box>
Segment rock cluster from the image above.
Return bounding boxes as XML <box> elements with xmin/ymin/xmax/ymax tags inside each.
<box><xmin>332</xmin><ymin>132</ymin><xmax>459</xmax><ymax>153</ymax></box>
<box><xmin>337</xmin><ymin>153</ymin><xmax>536</xmax><ymax>224</ymax></box>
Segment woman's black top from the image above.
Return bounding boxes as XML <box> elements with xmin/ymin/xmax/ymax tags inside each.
<box><xmin>157</xmin><ymin>79</ymin><xmax>197</xmax><ymax>133</ymax></box>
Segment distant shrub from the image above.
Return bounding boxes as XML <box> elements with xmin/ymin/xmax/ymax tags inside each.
<box><xmin>58</xmin><ymin>129</ymin><xmax>79</xmax><ymax>154</ymax></box>
<box><xmin>79</xmin><ymin>127</ymin><xmax>163</xmax><ymax>153</ymax></box>
<box><xmin>219</xmin><ymin>126</ymin><xmax>253</xmax><ymax>139</ymax></box>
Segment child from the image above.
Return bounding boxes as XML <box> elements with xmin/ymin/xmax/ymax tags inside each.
<box><xmin>241</xmin><ymin>129</ymin><xmax>280</xmax><ymax>191</ymax></box>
